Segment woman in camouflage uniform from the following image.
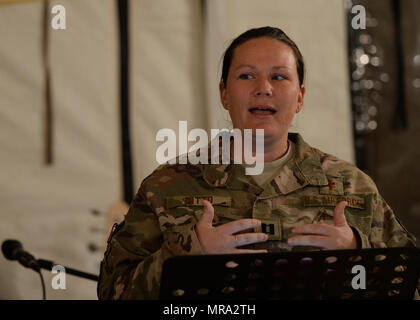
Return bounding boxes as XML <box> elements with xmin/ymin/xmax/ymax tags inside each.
<box><xmin>98</xmin><ymin>27</ymin><xmax>417</xmax><ymax>299</ymax></box>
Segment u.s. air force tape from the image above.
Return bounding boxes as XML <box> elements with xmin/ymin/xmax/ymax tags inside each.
<box><xmin>302</xmin><ymin>195</ymin><xmax>365</xmax><ymax>209</ymax></box>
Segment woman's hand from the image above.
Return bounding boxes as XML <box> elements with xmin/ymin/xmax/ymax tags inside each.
<box><xmin>195</xmin><ymin>200</ymin><xmax>268</xmax><ymax>254</ymax></box>
<box><xmin>287</xmin><ymin>201</ymin><xmax>359</xmax><ymax>250</ymax></box>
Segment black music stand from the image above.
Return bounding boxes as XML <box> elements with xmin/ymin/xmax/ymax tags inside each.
<box><xmin>159</xmin><ymin>247</ymin><xmax>420</xmax><ymax>300</ymax></box>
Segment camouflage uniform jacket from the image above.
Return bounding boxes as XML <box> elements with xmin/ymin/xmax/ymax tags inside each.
<box><xmin>97</xmin><ymin>133</ymin><xmax>417</xmax><ymax>299</ymax></box>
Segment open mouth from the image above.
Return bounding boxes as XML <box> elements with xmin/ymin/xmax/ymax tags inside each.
<box><xmin>248</xmin><ymin>106</ymin><xmax>277</xmax><ymax>115</ymax></box>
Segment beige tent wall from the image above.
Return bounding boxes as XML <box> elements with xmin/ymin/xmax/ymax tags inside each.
<box><xmin>0</xmin><ymin>0</ymin><xmax>119</xmax><ymax>299</ymax></box>
<box><xmin>0</xmin><ymin>0</ymin><xmax>353</xmax><ymax>299</ymax></box>
<box><xmin>130</xmin><ymin>0</ymin><xmax>206</xmax><ymax>186</ymax></box>
<box><xmin>204</xmin><ymin>0</ymin><xmax>354</xmax><ymax>163</ymax></box>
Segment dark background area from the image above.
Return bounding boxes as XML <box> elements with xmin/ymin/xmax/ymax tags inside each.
<box><xmin>348</xmin><ymin>0</ymin><xmax>420</xmax><ymax>245</ymax></box>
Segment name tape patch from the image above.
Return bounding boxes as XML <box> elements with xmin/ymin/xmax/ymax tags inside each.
<box><xmin>166</xmin><ymin>195</ymin><xmax>232</xmax><ymax>208</ymax></box>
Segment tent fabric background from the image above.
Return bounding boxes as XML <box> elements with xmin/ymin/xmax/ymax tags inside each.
<box><xmin>0</xmin><ymin>0</ymin><xmax>119</xmax><ymax>299</ymax></box>
<box><xmin>0</xmin><ymin>0</ymin><xmax>352</xmax><ymax>299</ymax></box>
<box><xmin>130</xmin><ymin>0</ymin><xmax>207</xmax><ymax>187</ymax></box>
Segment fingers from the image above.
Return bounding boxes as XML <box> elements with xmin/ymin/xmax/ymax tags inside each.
<box><xmin>200</xmin><ymin>200</ymin><xmax>261</xmax><ymax>234</ymax></box>
<box><xmin>233</xmin><ymin>233</ymin><xmax>268</xmax><ymax>247</ymax></box>
<box><xmin>219</xmin><ymin>218</ymin><xmax>262</xmax><ymax>235</ymax></box>
<box><xmin>288</xmin><ymin>235</ymin><xmax>333</xmax><ymax>249</ymax></box>
<box><xmin>235</xmin><ymin>249</ymin><xmax>268</xmax><ymax>254</ymax></box>
<box><xmin>333</xmin><ymin>201</ymin><xmax>348</xmax><ymax>227</ymax></box>
<box><xmin>198</xmin><ymin>200</ymin><xmax>214</xmax><ymax>226</ymax></box>
<box><xmin>292</xmin><ymin>224</ymin><xmax>335</xmax><ymax>237</ymax></box>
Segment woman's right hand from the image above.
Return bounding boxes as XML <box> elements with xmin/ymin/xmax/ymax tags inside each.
<box><xmin>195</xmin><ymin>200</ymin><xmax>268</xmax><ymax>254</ymax></box>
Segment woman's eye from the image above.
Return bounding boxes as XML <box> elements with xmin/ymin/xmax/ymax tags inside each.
<box><xmin>239</xmin><ymin>73</ymin><xmax>253</xmax><ymax>80</ymax></box>
<box><xmin>272</xmin><ymin>74</ymin><xmax>285</xmax><ymax>80</ymax></box>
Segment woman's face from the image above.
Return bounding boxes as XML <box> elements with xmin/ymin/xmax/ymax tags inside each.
<box><xmin>220</xmin><ymin>37</ymin><xmax>305</xmax><ymax>145</ymax></box>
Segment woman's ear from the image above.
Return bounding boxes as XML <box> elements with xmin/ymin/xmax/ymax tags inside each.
<box><xmin>219</xmin><ymin>81</ymin><xmax>230</xmax><ymax>110</ymax></box>
<box><xmin>296</xmin><ymin>84</ymin><xmax>306</xmax><ymax>113</ymax></box>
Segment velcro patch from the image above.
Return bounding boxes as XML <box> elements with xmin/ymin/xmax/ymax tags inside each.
<box><xmin>302</xmin><ymin>195</ymin><xmax>365</xmax><ymax>209</ymax></box>
<box><xmin>166</xmin><ymin>195</ymin><xmax>232</xmax><ymax>208</ymax></box>
<box><xmin>255</xmin><ymin>219</ymin><xmax>282</xmax><ymax>240</ymax></box>
<box><xmin>319</xmin><ymin>177</ymin><xmax>344</xmax><ymax>195</ymax></box>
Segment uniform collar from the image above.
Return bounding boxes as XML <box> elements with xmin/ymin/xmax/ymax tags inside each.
<box><xmin>201</xmin><ymin>132</ymin><xmax>329</xmax><ymax>195</ymax></box>
<box><xmin>201</xmin><ymin>133</ymin><xmax>263</xmax><ymax>194</ymax></box>
<box><xmin>258</xmin><ymin>133</ymin><xmax>329</xmax><ymax>197</ymax></box>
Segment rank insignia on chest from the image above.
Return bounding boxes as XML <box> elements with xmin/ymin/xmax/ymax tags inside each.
<box><xmin>319</xmin><ymin>177</ymin><xmax>344</xmax><ymax>195</ymax></box>
<box><xmin>255</xmin><ymin>219</ymin><xmax>281</xmax><ymax>240</ymax></box>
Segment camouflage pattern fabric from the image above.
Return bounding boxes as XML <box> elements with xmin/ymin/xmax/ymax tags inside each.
<box><xmin>97</xmin><ymin>133</ymin><xmax>417</xmax><ymax>299</ymax></box>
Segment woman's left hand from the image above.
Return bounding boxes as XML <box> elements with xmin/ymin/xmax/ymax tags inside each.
<box><xmin>287</xmin><ymin>201</ymin><xmax>359</xmax><ymax>250</ymax></box>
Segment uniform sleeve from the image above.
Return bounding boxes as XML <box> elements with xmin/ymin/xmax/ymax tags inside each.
<box><xmin>358</xmin><ymin>194</ymin><xmax>417</xmax><ymax>248</ymax></box>
<box><xmin>97</xmin><ymin>184</ymin><xmax>204</xmax><ymax>300</ymax></box>
<box><xmin>372</xmin><ymin>196</ymin><xmax>420</xmax><ymax>300</ymax></box>
<box><xmin>347</xmin><ymin>192</ymin><xmax>419</xmax><ymax>299</ymax></box>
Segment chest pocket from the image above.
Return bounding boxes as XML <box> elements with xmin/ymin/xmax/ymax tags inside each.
<box><xmin>164</xmin><ymin>195</ymin><xmax>236</xmax><ymax>227</ymax></box>
<box><xmin>275</xmin><ymin>204</ymin><xmax>321</xmax><ymax>240</ymax></box>
<box><xmin>309</xmin><ymin>194</ymin><xmax>374</xmax><ymax>236</ymax></box>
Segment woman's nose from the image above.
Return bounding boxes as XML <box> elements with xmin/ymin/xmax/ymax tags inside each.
<box><xmin>254</xmin><ymin>79</ymin><xmax>273</xmax><ymax>96</ymax></box>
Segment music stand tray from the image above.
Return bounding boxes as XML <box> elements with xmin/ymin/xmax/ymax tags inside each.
<box><xmin>159</xmin><ymin>247</ymin><xmax>420</xmax><ymax>300</ymax></box>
